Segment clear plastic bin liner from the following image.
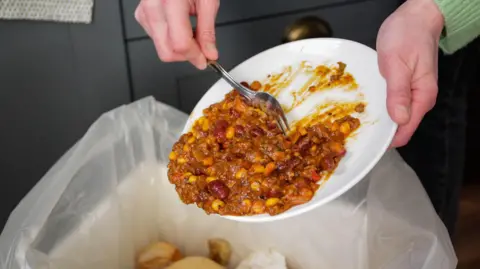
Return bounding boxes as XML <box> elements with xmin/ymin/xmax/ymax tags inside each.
<box><xmin>0</xmin><ymin>97</ymin><xmax>457</xmax><ymax>269</ymax></box>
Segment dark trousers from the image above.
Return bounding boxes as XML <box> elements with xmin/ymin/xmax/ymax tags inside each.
<box><xmin>397</xmin><ymin>38</ymin><xmax>480</xmax><ymax>236</ymax></box>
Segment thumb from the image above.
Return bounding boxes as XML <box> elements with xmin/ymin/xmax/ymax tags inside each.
<box><xmin>379</xmin><ymin>55</ymin><xmax>413</xmax><ymax>125</ymax></box>
<box><xmin>195</xmin><ymin>0</ymin><xmax>220</xmax><ymax>60</ymax></box>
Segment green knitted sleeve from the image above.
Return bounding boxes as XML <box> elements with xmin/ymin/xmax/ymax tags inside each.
<box><xmin>434</xmin><ymin>0</ymin><xmax>480</xmax><ymax>54</ymax></box>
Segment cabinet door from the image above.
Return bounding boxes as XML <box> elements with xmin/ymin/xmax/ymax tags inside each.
<box><xmin>0</xmin><ymin>0</ymin><xmax>130</xmax><ymax>228</ymax></box>
<box><xmin>128</xmin><ymin>0</ymin><xmax>397</xmax><ymax>113</ymax></box>
<box><xmin>122</xmin><ymin>0</ymin><xmax>358</xmax><ymax>40</ymax></box>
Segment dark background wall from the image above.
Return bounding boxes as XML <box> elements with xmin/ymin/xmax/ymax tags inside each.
<box><xmin>0</xmin><ymin>0</ymin><xmax>130</xmax><ymax>228</ymax></box>
<box><xmin>0</xmin><ymin>0</ymin><xmax>398</xmax><ymax>229</ymax></box>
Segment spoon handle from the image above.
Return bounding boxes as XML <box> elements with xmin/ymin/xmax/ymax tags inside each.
<box><xmin>208</xmin><ymin>61</ymin><xmax>255</xmax><ymax>100</ymax></box>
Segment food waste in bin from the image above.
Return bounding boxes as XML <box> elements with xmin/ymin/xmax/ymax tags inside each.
<box><xmin>136</xmin><ymin>238</ymin><xmax>286</xmax><ymax>269</ymax></box>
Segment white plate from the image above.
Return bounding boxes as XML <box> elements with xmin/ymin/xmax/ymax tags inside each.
<box><xmin>182</xmin><ymin>38</ymin><xmax>397</xmax><ymax>222</ymax></box>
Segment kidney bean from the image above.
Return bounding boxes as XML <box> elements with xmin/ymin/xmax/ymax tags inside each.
<box><xmin>266</xmin><ymin>186</ymin><xmax>283</xmax><ymax>198</ymax></box>
<box><xmin>312</xmin><ymin>125</ymin><xmax>329</xmax><ymax>138</ymax></box>
<box><xmin>234</xmin><ymin>153</ymin><xmax>245</xmax><ymax>159</ymax></box>
<box><xmin>230</xmin><ymin>108</ymin><xmax>240</xmax><ymax>118</ymax></box>
<box><xmin>319</xmin><ymin>157</ymin><xmax>335</xmax><ymax>171</ymax></box>
<box><xmin>235</xmin><ymin>125</ymin><xmax>245</xmax><ymax>137</ymax></box>
<box><xmin>207</xmin><ymin>180</ymin><xmax>230</xmax><ymax>200</ymax></box>
<box><xmin>267</xmin><ymin>121</ymin><xmax>278</xmax><ymax>130</ymax></box>
<box><xmin>240</xmin><ymin>81</ymin><xmax>251</xmax><ymax>89</ymax></box>
<box><xmin>250</xmin><ymin>126</ymin><xmax>265</xmax><ymax>137</ymax></box>
<box><xmin>192</xmin><ymin>163</ymin><xmax>206</xmax><ymax>175</ymax></box>
<box><xmin>296</xmin><ymin>136</ymin><xmax>309</xmax><ymax>148</ymax></box>
<box><xmin>290</xmin><ymin>158</ymin><xmax>301</xmax><ymax>169</ymax></box>
<box><xmin>213</xmin><ymin>120</ymin><xmax>228</xmax><ymax>140</ymax></box>
<box><xmin>295</xmin><ymin>136</ymin><xmax>311</xmax><ymax>154</ymax></box>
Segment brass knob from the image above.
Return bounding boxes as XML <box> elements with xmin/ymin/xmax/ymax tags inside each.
<box><xmin>282</xmin><ymin>16</ymin><xmax>333</xmax><ymax>43</ymax></box>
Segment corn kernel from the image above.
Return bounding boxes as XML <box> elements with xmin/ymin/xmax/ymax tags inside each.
<box><xmin>299</xmin><ymin>127</ymin><xmax>307</xmax><ymax>136</ymax></box>
<box><xmin>177</xmin><ymin>157</ymin><xmax>186</xmax><ymax>164</ymax></box>
<box><xmin>252</xmin><ymin>164</ymin><xmax>265</xmax><ymax>174</ymax></box>
<box><xmin>235</xmin><ymin>168</ymin><xmax>247</xmax><ymax>179</ymax></box>
<box><xmin>211</xmin><ymin>199</ymin><xmax>225</xmax><ymax>211</ymax></box>
<box><xmin>264</xmin><ymin>162</ymin><xmax>276</xmax><ymax>176</ymax></box>
<box><xmin>206</xmin><ymin>167</ymin><xmax>214</xmax><ymax>176</ymax></box>
<box><xmin>310</xmin><ymin>145</ymin><xmax>317</xmax><ymax>153</ymax></box>
<box><xmin>183</xmin><ymin>144</ymin><xmax>190</xmax><ymax>152</ymax></box>
<box><xmin>202</xmin><ymin>119</ymin><xmax>210</xmax><ymax>131</ymax></box>
<box><xmin>264</xmin><ymin>84</ymin><xmax>272</xmax><ymax>92</ymax></box>
<box><xmin>329</xmin><ymin>142</ymin><xmax>343</xmax><ymax>154</ymax></box>
<box><xmin>205</xmin><ymin>136</ymin><xmax>213</xmax><ymax>144</ymax></box>
<box><xmin>242</xmin><ymin>199</ymin><xmax>252</xmax><ymax>211</ymax></box>
<box><xmin>226</xmin><ymin>126</ymin><xmax>235</xmax><ymax>139</ymax></box>
<box><xmin>339</xmin><ymin>122</ymin><xmax>351</xmax><ymax>134</ymax></box>
<box><xmin>254</xmin><ymin>108</ymin><xmax>267</xmax><ymax>117</ymax></box>
<box><xmin>266</xmin><ymin>198</ymin><xmax>280</xmax><ymax>207</ymax></box>
<box><xmin>300</xmin><ymin>188</ymin><xmax>314</xmax><ymax>199</ymax></box>
<box><xmin>206</xmin><ymin>176</ymin><xmax>217</xmax><ymax>183</ymax></box>
<box><xmin>250</xmin><ymin>182</ymin><xmax>260</xmax><ymax>192</ymax></box>
<box><xmin>234</xmin><ymin>99</ymin><xmax>247</xmax><ymax>113</ymax></box>
<box><xmin>291</xmin><ymin>133</ymin><xmax>301</xmax><ymax>144</ymax></box>
<box><xmin>198</xmin><ymin>117</ymin><xmax>205</xmax><ymax>124</ymax></box>
<box><xmin>187</xmin><ymin>136</ymin><xmax>195</xmax><ymax>144</ymax></box>
<box><xmin>203</xmin><ymin>156</ymin><xmax>213</xmax><ymax>166</ymax></box>
<box><xmin>272</xmin><ymin>151</ymin><xmax>285</xmax><ymax>161</ymax></box>
<box><xmin>183</xmin><ymin>172</ymin><xmax>192</xmax><ymax>177</ymax></box>
<box><xmin>253</xmin><ymin>152</ymin><xmax>262</xmax><ymax>163</ymax></box>
<box><xmin>331</xmin><ymin>122</ymin><xmax>339</xmax><ymax>131</ymax></box>
<box><xmin>188</xmin><ymin>175</ymin><xmax>197</xmax><ymax>183</ymax></box>
<box><xmin>169</xmin><ymin>151</ymin><xmax>177</xmax><ymax>161</ymax></box>
<box><xmin>252</xmin><ymin>200</ymin><xmax>265</xmax><ymax>214</ymax></box>
<box><xmin>294</xmin><ymin>152</ymin><xmax>300</xmax><ymax>157</ymax></box>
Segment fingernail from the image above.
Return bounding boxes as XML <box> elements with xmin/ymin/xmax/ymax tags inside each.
<box><xmin>198</xmin><ymin>62</ymin><xmax>207</xmax><ymax>70</ymax></box>
<box><xmin>205</xmin><ymin>43</ymin><xmax>217</xmax><ymax>52</ymax></box>
<box><xmin>196</xmin><ymin>58</ymin><xmax>207</xmax><ymax>70</ymax></box>
<box><xmin>395</xmin><ymin>105</ymin><xmax>410</xmax><ymax>124</ymax></box>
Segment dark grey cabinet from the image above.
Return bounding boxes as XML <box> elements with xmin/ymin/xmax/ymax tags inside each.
<box><xmin>0</xmin><ymin>0</ymin><xmax>130</xmax><ymax>228</ymax></box>
<box><xmin>0</xmin><ymin>0</ymin><xmax>398</xmax><ymax>230</ymax></box>
<box><xmin>123</xmin><ymin>0</ymin><xmax>360</xmax><ymax>40</ymax></box>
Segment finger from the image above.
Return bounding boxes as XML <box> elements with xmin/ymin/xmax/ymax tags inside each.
<box><xmin>142</xmin><ymin>0</ymin><xmax>185</xmax><ymax>62</ymax></box>
<box><xmin>164</xmin><ymin>0</ymin><xmax>207</xmax><ymax>69</ymax></box>
<box><xmin>390</xmin><ymin>75</ymin><xmax>438</xmax><ymax>147</ymax></box>
<box><xmin>378</xmin><ymin>54</ymin><xmax>413</xmax><ymax>125</ymax></box>
<box><xmin>196</xmin><ymin>0</ymin><xmax>220</xmax><ymax>60</ymax></box>
<box><xmin>135</xmin><ymin>5</ymin><xmax>153</xmax><ymax>37</ymax></box>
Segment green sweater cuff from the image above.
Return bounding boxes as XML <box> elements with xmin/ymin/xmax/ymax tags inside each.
<box><xmin>434</xmin><ymin>0</ymin><xmax>480</xmax><ymax>54</ymax></box>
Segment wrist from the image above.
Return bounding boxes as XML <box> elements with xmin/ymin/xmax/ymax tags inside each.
<box><xmin>406</xmin><ymin>0</ymin><xmax>445</xmax><ymax>38</ymax></box>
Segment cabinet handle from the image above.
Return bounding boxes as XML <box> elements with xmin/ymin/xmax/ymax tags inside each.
<box><xmin>282</xmin><ymin>16</ymin><xmax>333</xmax><ymax>43</ymax></box>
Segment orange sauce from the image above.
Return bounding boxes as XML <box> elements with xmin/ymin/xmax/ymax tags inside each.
<box><xmin>258</xmin><ymin>61</ymin><xmax>359</xmax><ymax>113</ymax></box>
<box><xmin>289</xmin><ymin>101</ymin><xmax>366</xmax><ymax>136</ymax></box>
